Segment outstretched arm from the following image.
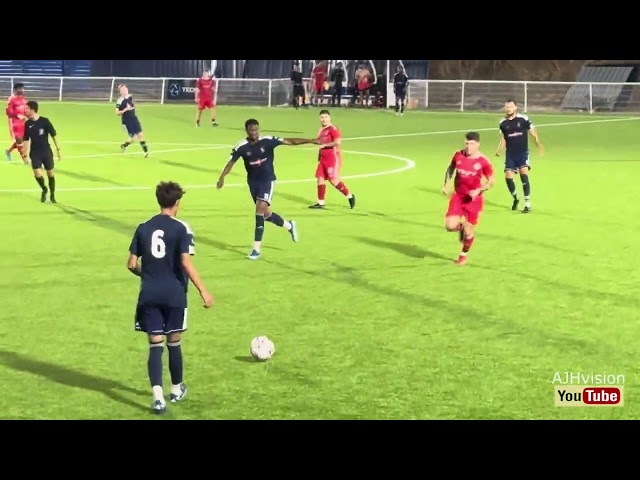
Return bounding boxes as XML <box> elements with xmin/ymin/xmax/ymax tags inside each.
<box><xmin>281</xmin><ymin>138</ymin><xmax>319</xmax><ymax>146</ymax></box>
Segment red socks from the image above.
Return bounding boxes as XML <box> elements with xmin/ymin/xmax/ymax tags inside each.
<box><xmin>462</xmin><ymin>235</ymin><xmax>475</xmax><ymax>253</ymax></box>
<box><xmin>335</xmin><ymin>181</ymin><xmax>350</xmax><ymax>197</ymax></box>
<box><xmin>317</xmin><ymin>184</ymin><xmax>326</xmax><ymax>201</ymax></box>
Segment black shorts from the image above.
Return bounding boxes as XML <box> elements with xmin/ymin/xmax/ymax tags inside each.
<box><xmin>30</xmin><ymin>150</ymin><xmax>54</xmax><ymax>170</ymax></box>
<box><xmin>293</xmin><ymin>85</ymin><xmax>305</xmax><ymax>97</ymax></box>
<box><xmin>248</xmin><ymin>180</ymin><xmax>275</xmax><ymax>205</ymax></box>
<box><xmin>505</xmin><ymin>151</ymin><xmax>531</xmax><ymax>172</ymax></box>
<box><xmin>395</xmin><ymin>90</ymin><xmax>406</xmax><ymax>100</ymax></box>
<box><xmin>123</xmin><ymin>117</ymin><xmax>142</xmax><ymax>137</ymax></box>
<box><xmin>135</xmin><ymin>303</ymin><xmax>188</xmax><ymax>335</ymax></box>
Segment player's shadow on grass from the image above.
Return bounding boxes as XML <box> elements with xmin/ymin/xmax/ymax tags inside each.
<box><xmin>0</xmin><ymin>350</ymin><xmax>149</xmax><ymax>413</ymax></box>
<box><xmin>56</xmin><ymin>205</ymin><xmax>135</xmax><ymax>237</ymax></box>
<box><xmin>158</xmin><ymin>159</ymin><xmax>219</xmax><ymax>174</ymax></box>
<box><xmin>276</xmin><ymin>192</ymin><xmax>312</xmax><ymax>207</ymax></box>
<box><xmin>56</xmin><ymin>169</ymin><xmax>130</xmax><ymax>187</ymax></box>
<box><xmin>352</xmin><ymin>236</ymin><xmax>451</xmax><ymax>262</ymax></box>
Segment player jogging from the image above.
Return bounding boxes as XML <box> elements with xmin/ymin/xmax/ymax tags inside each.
<box><xmin>195</xmin><ymin>70</ymin><xmax>218</xmax><ymax>127</ymax></box>
<box><xmin>308</xmin><ymin>110</ymin><xmax>356</xmax><ymax>210</ymax></box>
<box><xmin>216</xmin><ymin>118</ymin><xmax>317</xmax><ymax>260</ymax></box>
<box><xmin>5</xmin><ymin>83</ymin><xmax>28</xmax><ymax>163</ymax></box>
<box><xmin>443</xmin><ymin>131</ymin><xmax>495</xmax><ymax>265</ymax></box>
<box><xmin>495</xmin><ymin>99</ymin><xmax>543</xmax><ymax>213</ymax></box>
<box><xmin>115</xmin><ymin>84</ymin><xmax>149</xmax><ymax>157</ymax></box>
<box><xmin>23</xmin><ymin>101</ymin><xmax>61</xmax><ymax>204</ymax></box>
<box><xmin>393</xmin><ymin>65</ymin><xmax>409</xmax><ymax>115</ymax></box>
<box><xmin>127</xmin><ymin>181</ymin><xmax>214</xmax><ymax>414</ymax></box>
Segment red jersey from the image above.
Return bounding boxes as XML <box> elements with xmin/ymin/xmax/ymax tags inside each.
<box><xmin>318</xmin><ymin>125</ymin><xmax>341</xmax><ymax>162</ymax></box>
<box><xmin>312</xmin><ymin>64</ymin><xmax>327</xmax><ymax>83</ymax></box>
<box><xmin>196</xmin><ymin>77</ymin><xmax>216</xmax><ymax>100</ymax></box>
<box><xmin>6</xmin><ymin>95</ymin><xmax>26</xmax><ymax>122</ymax></box>
<box><xmin>450</xmin><ymin>150</ymin><xmax>494</xmax><ymax>196</ymax></box>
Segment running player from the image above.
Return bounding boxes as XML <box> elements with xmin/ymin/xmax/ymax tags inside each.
<box><xmin>443</xmin><ymin>131</ymin><xmax>495</xmax><ymax>265</ymax></box>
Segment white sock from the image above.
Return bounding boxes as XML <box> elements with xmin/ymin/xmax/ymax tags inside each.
<box><xmin>152</xmin><ymin>385</ymin><xmax>164</xmax><ymax>403</ymax></box>
<box><xmin>347</xmin><ymin>193</ymin><xmax>353</xmax><ymax>199</ymax></box>
<box><xmin>317</xmin><ymin>199</ymin><xmax>325</xmax><ymax>205</ymax></box>
<box><xmin>171</xmin><ymin>384</ymin><xmax>182</xmax><ymax>396</ymax></box>
<box><xmin>283</xmin><ymin>220</ymin><xmax>292</xmax><ymax>230</ymax></box>
<box><xmin>253</xmin><ymin>241</ymin><xmax>261</xmax><ymax>252</ymax></box>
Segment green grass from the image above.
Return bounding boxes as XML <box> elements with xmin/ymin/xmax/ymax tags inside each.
<box><xmin>0</xmin><ymin>102</ymin><xmax>638</xmax><ymax>419</ymax></box>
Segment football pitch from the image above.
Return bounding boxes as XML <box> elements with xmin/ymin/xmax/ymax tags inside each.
<box><xmin>0</xmin><ymin>102</ymin><xmax>638</xmax><ymax>420</ymax></box>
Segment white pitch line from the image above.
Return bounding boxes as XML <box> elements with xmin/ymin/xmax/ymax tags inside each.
<box><xmin>1</xmin><ymin>145</ymin><xmax>229</xmax><ymax>165</ymax></box>
<box><xmin>57</xmin><ymin>116</ymin><xmax>640</xmax><ymax>147</ymax></box>
<box><xmin>0</xmin><ymin>149</ymin><xmax>415</xmax><ymax>193</ymax></box>
<box><xmin>343</xmin><ymin>116</ymin><xmax>640</xmax><ymax>141</ymax></box>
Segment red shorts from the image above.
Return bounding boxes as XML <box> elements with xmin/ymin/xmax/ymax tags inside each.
<box><xmin>358</xmin><ymin>80</ymin><xmax>370</xmax><ymax>92</ymax></box>
<box><xmin>314</xmin><ymin>78</ymin><xmax>325</xmax><ymax>94</ymax></box>
<box><xmin>9</xmin><ymin>120</ymin><xmax>24</xmax><ymax>139</ymax></box>
<box><xmin>198</xmin><ymin>98</ymin><xmax>215</xmax><ymax>110</ymax></box>
<box><xmin>315</xmin><ymin>157</ymin><xmax>340</xmax><ymax>181</ymax></box>
<box><xmin>446</xmin><ymin>193</ymin><xmax>484</xmax><ymax>225</ymax></box>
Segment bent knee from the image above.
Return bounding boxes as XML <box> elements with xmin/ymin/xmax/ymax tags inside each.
<box><xmin>445</xmin><ymin>218</ymin><xmax>461</xmax><ymax>231</ymax></box>
<box><xmin>504</xmin><ymin>170</ymin><xmax>515</xmax><ymax>179</ymax></box>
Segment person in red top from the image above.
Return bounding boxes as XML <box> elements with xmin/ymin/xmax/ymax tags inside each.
<box><xmin>310</xmin><ymin>61</ymin><xmax>327</xmax><ymax>106</ymax></box>
<box><xmin>442</xmin><ymin>131</ymin><xmax>496</xmax><ymax>265</ymax></box>
<box><xmin>4</xmin><ymin>83</ymin><xmax>28</xmax><ymax>163</ymax></box>
<box><xmin>309</xmin><ymin>110</ymin><xmax>356</xmax><ymax>210</ymax></box>
<box><xmin>195</xmin><ymin>70</ymin><xmax>218</xmax><ymax>127</ymax></box>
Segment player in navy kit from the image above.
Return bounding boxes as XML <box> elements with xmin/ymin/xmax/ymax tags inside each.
<box><xmin>496</xmin><ymin>99</ymin><xmax>544</xmax><ymax>213</ymax></box>
<box><xmin>216</xmin><ymin>118</ymin><xmax>318</xmax><ymax>260</ymax></box>
<box><xmin>127</xmin><ymin>181</ymin><xmax>213</xmax><ymax>414</ymax></box>
<box><xmin>115</xmin><ymin>84</ymin><xmax>150</xmax><ymax>157</ymax></box>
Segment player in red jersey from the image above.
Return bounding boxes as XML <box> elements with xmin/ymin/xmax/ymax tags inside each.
<box><xmin>442</xmin><ymin>131</ymin><xmax>495</xmax><ymax>265</ymax></box>
<box><xmin>308</xmin><ymin>110</ymin><xmax>356</xmax><ymax>209</ymax></box>
<box><xmin>310</xmin><ymin>61</ymin><xmax>327</xmax><ymax>106</ymax></box>
<box><xmin>195</xmin><ymin>70</ymin><xmax>218</xmax><ymax>127</ymax></box>
<box><xmin>5</xmin><ymin>83</ymin><xmax>28</xmax><ymax>163</ymax></box>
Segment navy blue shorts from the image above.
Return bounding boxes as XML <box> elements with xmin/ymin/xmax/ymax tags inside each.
<box><xmin>135</xmin><ymin>304</ymin><xmax>188</xmax><ymax>335</ymax></box>
<box><xmin>248</xmin><ymin>180</ymin><xmax>275</xmax><ymax>205</ymax></box>
<box><xmin>395</xmin><ymin>90</ymin><xmax>406</xmax><ymax>101</ymax></box>
<box><xmin>123</xmin><ymin>118</ymin><xmax>142</xmax><ymax>137</ymax></box>
<box><xmin>505</xmin><ymin>151</ymin><xmax>530</xmax><ymax>172</ymax></box>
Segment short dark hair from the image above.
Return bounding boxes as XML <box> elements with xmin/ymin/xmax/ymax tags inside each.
<box><xmin>505</xmin><ymin>99</ymin><xmax>517</xmax><ymax>105</ymax></box>
<box><xmin>465</xmin><ymin>131</ymin><xmax>480</xmax><ymax>142</ymax></box>
<box><xmin>156</xmin><ymin>181</ymin><xmax>185</xmax><ymax>209</ymax></box>
<box><xmin>319</xmin><ymin>109</ymin><xmax>330</xmax><ymax>116</ymax></box>
<box><xmin>26</xmin><ymin>101</ymin><xmax>39</xmax><ymax>113</ymax></box>
<box><xmin>203</xmin><ymin>69</ymin><xmax>209</xmax><ymax>73</ymax></box>
<box><xmin>245</xmin><ymin>118</ymin><xmax>259</xmax><ymax>130</ymax></box>
<box><xmin>14</xmin><ymin>83</ymin><xmax>24</xmax><ymax>91</ymax></box>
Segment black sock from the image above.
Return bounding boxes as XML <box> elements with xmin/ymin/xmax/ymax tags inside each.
<box><xmin>266</xmin><ymin>212</ymin><xmax>285</xmax><ymax>227</ymax></box>
<box><xmin>254</xmin><ymin>214</ymin><xmax>265</xmax><ymax>242</ymax></box>
<box><xmin>148</xmin><ymin>343</ymin><xmax>163</xmax><ymax>388</ymax></box>
<box><xmin>400</xmin><ymin>101</ymin><xmax>405</xmax><ymax>113</ymax></box>
<box><xmin>47</xmin><ymin>175</ymin><xmax>55</xmax><ymax>196</ymax></box>
<box><xmin>167</xmin><ymin>341</ymin><xmax>183</xmax><ymax>385</ymax></box>
<box><xmin>506</xmin><ymin>178</ymin><xmax>518</xmax><ymax>199</ymax></box>
<box><xmin>395</xmin><ymin>101</ymin><xmax>399</xmax><ymax>112</ymax></box>
<box><xmin>521</xmin><ymin>174</ymin><xmax>531</xmax><ymax>197</ymax></box>
<box><xmin>121</xmin><ymin>141</ymin><xmax>131</xmax><ymax>150</ymax></box>
<box><xmin>35</xmin><ymin>176</ymin><xmax>46</xmax><ymax>191</ymax></box>
<box><xmin>140</xmin><ymin>141</ymin><xmax>148</xmax><ymax>153</ymax></box>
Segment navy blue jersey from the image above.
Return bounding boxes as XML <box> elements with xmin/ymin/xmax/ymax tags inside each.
<box><xmin>393</xmin><ymin>72</ymin><xmax>409</xmax><ymax>92</ymax></box>
<box><xmin>129</xmin><ymin>214</ymin><xmax>195</xmax><ymax>307</ymax></box>
<box><xmin>116</xmin><ymin>94</ymin><xmax>138</xmax><ymax>125</ymax></box>
<box><xmin>228</xmin><ymin>136</ymin><xmax>283</xmax><ymax>182</ymax></box>
<box><xmin>499</xmin><ymin>114</ymin><xmax>533</xmax><ymax>153</ymax></box>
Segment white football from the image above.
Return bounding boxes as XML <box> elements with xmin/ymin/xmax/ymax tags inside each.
<box><xmin>250</xmin><ymin>336</ymin><xmax>276</xmax><ymax>361</ymax></box>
